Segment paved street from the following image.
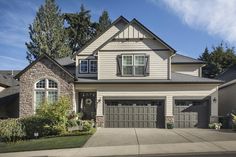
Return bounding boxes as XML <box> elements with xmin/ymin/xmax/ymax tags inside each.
<box><xmin>84</xmin><ymin>128</ymin><xmax>236</xmax><ymax>147</ymax></box>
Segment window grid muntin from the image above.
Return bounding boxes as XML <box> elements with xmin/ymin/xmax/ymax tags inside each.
<box><xmin>122</xmin><ymin>54</ymin><xmax>145</xmax><ymax>76</ymax></box>
<box><xmin>80</xmin><ymin>60</ymin><xmax>88</xmax><ymax>73</ymax></box>
<box><xmin>36</xmin><ymin>79</ymin><xmax>46</xmax><ymax>88</ymax></box>
<box><xmin>89</xmin><ymin>60</ymin><xmax>97</xmax><ymax>73</ymax></box>
<box><xmin>34</xmin><ymin>79</ymin><xmax>58</xmax><ymax>110</ymax></box>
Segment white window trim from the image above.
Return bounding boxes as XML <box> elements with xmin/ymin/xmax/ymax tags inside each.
<box><xmin>34</xmin><ymin>79</ymin><xmax>59</xmax><ymax>113</ymax></box>
<box><xmin>134</xmin><ymin>55</ymin><xmax>145</xmax><ymax>76</ymax></box>
<box><xmin>79</xmin><ymin>60</ymin><xmax>88</xmax><ymax>73</ymax></box>
<box><xmin>89</xmin><ymin>60</ymin><xmax>98</xmax><ymax>73</ymax></box>
<box><xmin>122</xmin><ymin>55</ymin><xmax>133</xmax><ymax>76</ymax></box>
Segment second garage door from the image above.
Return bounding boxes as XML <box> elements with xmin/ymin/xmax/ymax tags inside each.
<box><xmin>173</xmin><ymin>99</ymin><xmax>210</xmax><ymax>128</ymax></box>
<box><xmin>104</xmin><ymin>100</ymin><xmax>165</xmax><ymax>128</ymax></box>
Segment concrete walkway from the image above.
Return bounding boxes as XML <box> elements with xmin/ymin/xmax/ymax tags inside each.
<box><xmin>1</xmin><ymin>128</ymin><xmax>236</xmax><ymax>157</ymax></box>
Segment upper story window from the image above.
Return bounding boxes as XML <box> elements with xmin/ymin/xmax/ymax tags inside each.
<box><xmin>122</xmin><ymin>54</ymin><xmax>146</xmax><ymax>76</ymax></box>
<box><xmin>79</xmin><ymin>59</ymin><xmax>97</xmax><ymax>74</ymax></box>
<box><xmin>35</xmin><ymin>79</ymin><xmax>58</xmax><ymax>108</ymax></box>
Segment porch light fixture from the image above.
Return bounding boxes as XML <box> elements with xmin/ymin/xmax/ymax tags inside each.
<box><xmin>213</xmin><ymin>97</ymin><xmax>217</xmax><ymax>103</ymax></box>
<box><xmin>34</xmin><ymin>132</ymin><xmax>39</xmax><ymax>139</ymax></box>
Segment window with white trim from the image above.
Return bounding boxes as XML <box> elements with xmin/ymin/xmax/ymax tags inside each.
<box><xmin>35</xmin><ymin>79</ymin><xmax>58</xmax><ymax>108</ymax></box>
<box><xmin>89</xmin><ymin>60</ymin><xmax>97</xmax><ymax>73</ymax></box>
<box><xmin>79</xmin><ymin>60</ymin><xmax>88</xmax><ymax>73</ymax></box>
<box><xmin>122</xmin><ymin>54</ymin><xmax>145</xmax><ymax>76</ymax></box>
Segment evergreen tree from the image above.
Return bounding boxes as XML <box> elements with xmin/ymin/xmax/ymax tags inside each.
<box><xmin>97</xmin><ymin>10</ymin><xmax>111</xmax><ymax>34</ymax></box>
<box><xmin>25</xmin><ymin>0</ymin><xmax>71</xmax><ymax>62</ymax></box>
<box><xmin>199</xmin><ymin>43</ymin><xmax>236</xmax><ymax>78</ymax></box>
<box><xmin>64</xmin><ymin>4</ymin><xmax>96</xmax><ymax>52</ymax></box>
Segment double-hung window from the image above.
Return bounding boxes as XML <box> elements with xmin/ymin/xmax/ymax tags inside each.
<box><xmin>89</xmin><ymin>60</ymin><xmax>97</xmax><ymax>73</ymax></box>
<box><xmin>80</xmin><ymin>60</ymin><xmax>88</xmax><ymax>73</ymax></box>
<box><xmin>122</xmin><ymin>54</ymin><xmax>146</xmax><ymax>76</ymax></box>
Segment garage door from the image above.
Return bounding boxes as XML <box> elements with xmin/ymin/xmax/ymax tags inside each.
<box><xmin>173</xmin><ymin>99</ymin><xmax>210</xmax><ymax>128</ymax></box>
<box><xmin>104</xmin><ymin>100</ymin><xmax>165</xmax><ymax>128</ymax></box>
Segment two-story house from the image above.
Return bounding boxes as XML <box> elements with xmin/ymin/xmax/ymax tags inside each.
<box><xmin>15</xmin><ymin>16</ymin><xmax>222</xmax><ymax>128</ymax></box>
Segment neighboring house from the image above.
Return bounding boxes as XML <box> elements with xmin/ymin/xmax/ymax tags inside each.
<box><xmin>13</xmin><ymin>16</ymin><xmax>222</xmax><ymax>128</ymax></box>
<box><xmin>0</xmin><ymin>70</ymin><xmax>20</xmax><ymax>118</ymax></box>
<box><xmin>217</xmin><ymin>65</ymin><xmax>236</xmax><ymax>116</ymax></box>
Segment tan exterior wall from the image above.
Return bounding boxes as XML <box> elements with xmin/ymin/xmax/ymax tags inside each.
<box><xmin>219</xmin><ymin>83</ymin><xmax>236</xmax><ymax>116</ymax></box>
<box><xmin>75</xmin><ymin>83</ymin><xmax>218</xmax><ymax>118</ymax></box>
<box><xmin>98</xmin><ymin>50</ymin><xmax>170</xmax><ymax>80</ymax></box>
<box><xmin>172</xmin><ymin>64</ymin><xmax>201</xmax><ymax>77</ymax></box>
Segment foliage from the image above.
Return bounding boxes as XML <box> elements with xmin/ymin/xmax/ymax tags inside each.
<box><xmin>198</xmin><ymin>42</ymin><xmax>236</xmax><ymax>78</ymax></box>
<box><xmin>82</xmin><ymin>120</ymin><xmax>93</xmax><ymax>132</ymax></box>
<box><xmin>21</xmin><ymin>116</ymin><xmax>58</xmax><ymax>139</ymax></box>
<box><xmin>166</xmin><ymin>122</ymin><xmax>174</xmax><ymax>129</ymax></box>
<box><xmin>64</xmin><ymin>4</ymin><xmax>97</xmax><ymax>52</ymax></box>
<box><xmin>36</xmin><ymin>96</ymin><xmax>72</xmax><ymax>134</ymax></box>
<box><xmin>231</xmin><ymin>113</ymin><xmax>236</xmax><ymax>130</ymax></box>
<box><xmin>25</xmin><ymin>0</ymin><xmax>71</xmax><ymax>62</ymax></box>
<box><xmin>208</xmin><ymin>123</ymin><xmax>222</xmax><ymax>129</ymax></box>
<box><xmin>96</xmin><ymin>10</ymin><xmax>112</xmax><ymax>34</ymax></box>
<box><xmin>0</xmin><ymin>119</ymin><xmax>25</xmax><ymax>143</ymax></box>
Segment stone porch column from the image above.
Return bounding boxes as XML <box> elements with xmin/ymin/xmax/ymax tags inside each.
<box><xmin>165</xmin><ymin>96</ymin><xmax>174</xmax><ymax>128</ymax></box>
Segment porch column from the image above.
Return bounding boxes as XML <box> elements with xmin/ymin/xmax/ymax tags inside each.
<box><xmin>165</xmin><ymin>96</ymin><xmax>174</xmax><ymax>128</ymax></box>
<box><xmin>96</xmin><ymin>92</ymin><xmax>104</xmax><ymax>127</ymax></box>
<box><xmin>210</xmin><ymin>87</ymin><xmax>219</xmax><ymax>123</ymax></box>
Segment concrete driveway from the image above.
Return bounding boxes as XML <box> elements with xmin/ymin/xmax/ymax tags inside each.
<box><xmin>84</xmin><ymin>128</ymin><xmax>236</xmax><ymax>147</ymax></box>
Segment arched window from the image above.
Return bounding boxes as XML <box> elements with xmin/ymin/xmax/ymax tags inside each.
<box><xmin>35</xmin><ymin>79</ymin><xmax>58</xmax><ymax>107</ymax></box>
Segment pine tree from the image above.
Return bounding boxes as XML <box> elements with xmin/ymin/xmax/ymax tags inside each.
<box><xmin>25</xmin><ymin>0</ymin><xmax>71</xmax><ymax>63</ymax></box>
<box><xmin>97</xmin><ymin>10</ymin><xmax>111</xmax><ymax>34</ymax></box>
<box><xmin>64</xmin><ymin>4</ymin><xmax>96</xmax><ymax>52</ymax></box>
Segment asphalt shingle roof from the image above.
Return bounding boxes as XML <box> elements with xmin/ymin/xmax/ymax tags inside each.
<box><xmin>76</xmin><ymin>72</ymin><xmax>222</xmax><ymax>84</ymax></box>
<box><xmin>0</xmin><ymin>70</ymin><xmax>20</xmax><ymax>87</ymax></box>
<box><xmin>171</xmin><ymin>54</ymin><xmax>205</xmax><ymax>64</ymax></box>
<box><xmin>216</xmin><ymin>64</ymin><xmax>236</xmax><ymax>83</ymax></box>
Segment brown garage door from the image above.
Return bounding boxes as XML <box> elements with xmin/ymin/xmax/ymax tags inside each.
<box><xmin>174</xmin><ymin>99</ymin><xmax>210</xmax><ymax>128</ymax></box>
<box><xmin>104</xmin><ymin>100</ymin><xmax>165</xmax><ymax>128</ymax></box>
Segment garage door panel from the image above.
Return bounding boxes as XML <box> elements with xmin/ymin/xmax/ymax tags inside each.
<box><xmin>104</xmin><ymin>100</ymin><xmax>164</xmax><ymax>128</ymax></box>
<box><xmin>174</xmin><ymin>99</ymin><xmax>210</xmax><ymax>128</ymax></box>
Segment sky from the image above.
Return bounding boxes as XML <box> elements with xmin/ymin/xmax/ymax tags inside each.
<box><xmin>0</xmin><ymin>0</ymin><xmax>235</xmax><ymax>70</ymax></box>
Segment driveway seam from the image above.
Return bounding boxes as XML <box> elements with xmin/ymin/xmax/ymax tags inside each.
<box><xmin>134</xmin><ymin>128</ymin><xmax>140</xmax><ymax>156</ymax></box>
<box><xmin>180</xmin><ymin>130</ymin><xmax>227</xmax><ymax>151</ymax></box>
<box><xmin>172</xmin><ymin>130</ymin><xmax>193</xmax><ymax>143</ymax></box>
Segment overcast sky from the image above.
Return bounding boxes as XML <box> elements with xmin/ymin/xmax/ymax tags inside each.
<box><xmin>0</xmin><ymin>0</ymin><xmax>235</xmax><ymax>70</ymax></box>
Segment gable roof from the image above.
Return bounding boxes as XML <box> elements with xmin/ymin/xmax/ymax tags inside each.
<box><xmin>15</xmin><ymin>53</ymin><xmax>74</xmax><ymax>79</ymax></box>
<box><xmin>171</xmin><ymin>54</ymin><xmax>205</xmax><ymax>64</ymax></box>
<box><xmin>216</xmin><ymin>64</ymin><xmax>236</xmax><ymax>83</ymax></box>
<box><xmin>0</xmin><ymin>70</ymin><xmax>19</xmax><ymax>87</ymax></box>
<box><xmin>94</xmin><ymin>18</ymin><xmax>176</xmax><ymax>54</ymax></box>
<box><xmin>72</xmin><ymin>16</ymin><xmax>129</xmax><ymax>58</ymax></box>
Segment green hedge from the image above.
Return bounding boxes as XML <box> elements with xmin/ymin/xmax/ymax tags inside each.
<box><xmin>0</xmin><ymin>119</ymin><xmax>25</xmax><ymax>142</ymax></box>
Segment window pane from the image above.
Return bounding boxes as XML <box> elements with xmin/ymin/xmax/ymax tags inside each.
<box><xmin>123</xmin><ymin>56</ymin><xmax>133</xmax><ymax>65</ymax></box>
<box><xmin>123</xmin><ymin>66</ymin><xmax>133</xmax><ymax>75</ymax></box>
<box><xmin>48</xmin><ymin>80</ymin><xmax>57</xmax><ymax>88</ymax></box>
<box><xmin>48</xmin><ymin>91</ymin><xmax>58</xmax><ymax>103</ymax></box>
<box><xmin>135</xmin><ymin>66</ymin><xmax>145</xmax><ymax>75</ymax></box>
<box><xmin>36</xmin><ymin>91</ymin><xmax>45</xmax><ymax>107</ymax></box>
<box><xmin>90</xmin><ymin>60</ymin><xmax>97</xmax><ymax>73</ymax></box>
<box><xmin>36</xmin><ymin>79</ymin><xmax>46</xmax><ymax>88</ymax></box>
<box><xmin>80</xmin><ymin>60</ymin><xmax>88</xmax><ymax>73</ymax></box>
<box><xmin>135</xmin><ymin>56</ymin><xmax>145</xmax><ymax>65</ymax></box>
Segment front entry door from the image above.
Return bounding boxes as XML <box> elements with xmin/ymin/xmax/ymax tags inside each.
<box><xmin>78</xmin><ymin>92</ymin><xmax>96</xmax><ymax>120</ymax></box>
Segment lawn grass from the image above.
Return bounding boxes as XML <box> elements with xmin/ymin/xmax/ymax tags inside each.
<box><xmin>0</xmin><ymin>134</ymin><xmax>91</xmax><ymax>153</ymax></box>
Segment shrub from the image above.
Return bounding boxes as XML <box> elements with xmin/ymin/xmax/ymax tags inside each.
<box><xmin>0</xmin><ymin>119</ymin><xmax>25</xmax><ymax>142</ymax></box>
<box><xmin>167</xmin><ymin>123</ymin><xmax>174</xmax><ymax>129</ymax></box>
<box><xmin>231</xmin><ymin>113</ymin><xmax>236</xmax><ymax>131</ymax></box>
<box><xmin>21</xmin><ymin>116</ymin><xmax>59</xmax><ymax>139</ymax></box>
<box><xmin>36</xmin><ymin>96</ymin><xmax>71</xmax><ymax>134</ymax></box>
<box><xmin>208</xmin><ymin>123</ymin><xmax>222</xmax><ymax>129</ymax></box>
<box><xmin>82</xmin><ymin>120</ymin><xmax>92</xmax><ymax>132</ymax></box>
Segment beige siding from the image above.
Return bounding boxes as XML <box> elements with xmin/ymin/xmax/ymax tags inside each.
<box><xmin>98</xmin><ymin>50</ymin><xmax>170</xmax><ymax>79</ymax></box>
<box><xmin>219</xmin><ymin>83</ymin><xmax>236</xmax><ymax>116</ymax></box>
<box><xmin>172</xmin><ymin>64</ymin><xmax>201</xmax><ymax>77</ymax></box>
<box><xmin>78</xmin><ymin>21</ymin><xmax>127</xmax><ymax>56</ymax></box>
<box><xmin>101</xmin><ymin>39</ymin><xmax>166</xmax><ymax>50</ymax></box>
<box><xmin>75</xmin><ymin>84</ymin><xmax>218</xmax><ymax>117</ymax></box>
<box><xmin>115</xmin><ymin>23</ymin><xmax>151</xmax><ymax>39</ymax></box>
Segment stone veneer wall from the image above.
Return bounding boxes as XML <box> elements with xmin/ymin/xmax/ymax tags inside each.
<box><xmin>96</xmin><ymin>116</ymin><xmax>104</xmax><ymax>127</ymax></box>
<box><xmin>19</xmin><ymin>57</ymin><xmax>74</xmax><ymax>117</ymax></box>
